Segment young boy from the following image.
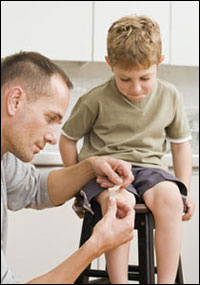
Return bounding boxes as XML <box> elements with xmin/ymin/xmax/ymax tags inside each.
<box><xmin>59</xmin><ymin>15</ymin><xmax>195</xmax><ymax>284</ymax></box>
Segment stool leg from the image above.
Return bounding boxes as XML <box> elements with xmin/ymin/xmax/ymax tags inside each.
<box><xmin>175</xmin><ymin>258</ymin><xmax>184</xmax><ymax>284</ymax></box>
<box><xmin>74</xmin><ymin>212</ymin><xmax>94</xmax><ymax>284</ymax></box>
<box><xmin>137</xmin><ymin>212</ymin><xmax>155</xmax><ymax>284</ymax></box>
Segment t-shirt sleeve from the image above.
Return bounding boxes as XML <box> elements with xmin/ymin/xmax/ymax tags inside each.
<box><xmin>62</xmin><ymin>94</ymin><xmax>98</xmax><ymax>140</ymax></box>
<box><xmin>166</xmin><ymin>90</ymin><xmax>191</xmax><ymax>142</ymax></box>
<box><xmin>4</xmin><ymin>153</ymin><xmax>53</xmax><ymax>211</ymax></box>
<box><xmin>1</xmin><ymin>248</ymin><xmax>21</xmax><ymax>284</ymax></box>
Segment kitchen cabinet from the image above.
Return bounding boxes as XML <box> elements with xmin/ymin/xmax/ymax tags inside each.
<box><xmin>170</xmin><ymin>1</ymin><xmax>199</xmax><ymax>66</ymax></box>
<box><xmin>1</xmin><ymin>1</ymin><xmax>93</xmax><ymax>61</ymax></box>
<box><xmin>93</xmin><ymin>1</ymin><xmax>170</xmax><ymax>64</ymax></box>
<box><xmin>1</xmin><ymin>1</ymin><xmax>198</xmax><ymax>66</ymax></box>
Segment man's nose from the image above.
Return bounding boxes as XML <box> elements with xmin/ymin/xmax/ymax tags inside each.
<box><xmin>44</xmin><ymin>130</ymin><xmax>58</xmax><ymax>145</ymax></box>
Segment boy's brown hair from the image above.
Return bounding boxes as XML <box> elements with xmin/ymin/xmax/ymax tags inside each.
<box><xmin>1</xmin><ymin>51</ymin><xmax>73</xmax><ymax>101</ymax></box>
<box><xmin>107</xmin><ymin>15</ymin><xmax>162</xmax><ymax>69</ymax></box>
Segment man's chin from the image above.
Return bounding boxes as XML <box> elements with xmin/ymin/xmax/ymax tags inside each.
<box><xmin>13</xmin><ymin>152</ymin><xmax>34</xmax><ymax>163</ymax></box>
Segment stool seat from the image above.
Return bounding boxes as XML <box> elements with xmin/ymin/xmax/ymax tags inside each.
<box><xmin>74</xmin><ymin>201</ymin><xmax>184</xmax><ymax>284</ymax></box>
<box><xmin>134</xmin><ymin>203</ymin><xmax>150</xmax><ymax>213</ymax></box>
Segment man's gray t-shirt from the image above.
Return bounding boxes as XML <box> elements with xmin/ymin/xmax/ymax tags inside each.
<box><xmin>1</xmin><ymin>152</ymin><xmax>53</xmax><ymax>284</ymax></box>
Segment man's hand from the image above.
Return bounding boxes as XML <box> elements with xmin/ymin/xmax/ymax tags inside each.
<box><xmin>91</xmin><ymin>197</ymin><xmax>135</xmax><ymax>255</ymax></box>
<box><xmin>182</xmin><ymin>195</ymin><xmax>195</xmax><ymax>221</ymax></box>
<box><xmin>88</xmin><ymin>156</ymin><xmax>134</xmax><ymax>188</ymax></box>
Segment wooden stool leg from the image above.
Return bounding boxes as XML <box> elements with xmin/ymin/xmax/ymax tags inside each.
<box><xmin>137</xmin><ymin>212</ymin><xmax>155</xmax><ymax>284</ymax></box>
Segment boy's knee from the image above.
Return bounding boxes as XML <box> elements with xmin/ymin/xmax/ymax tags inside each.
<box><xmin>116</xmin><ymin>188</ymin><xmax>136</xmax><ymax>209</ymax></box>
<box><xmin>158</xmin><ymin>182</ymin><xmax>183</xmax><ymax>211</ymax></box>
<box><xmin>145</xmin><ymin>181</ymin><xmax>183</xmax><ymax>213</ymax></box>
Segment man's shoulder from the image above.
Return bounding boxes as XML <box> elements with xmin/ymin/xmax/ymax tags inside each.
<box><xmin>2</xmin><ymin>152</ymin><xmax>33</xmax><ymax>179</ymax></box>
<box><xmin>2</xmin><ymin>152</ymin><xmax>16</xmax><ymax>167</ymax></box>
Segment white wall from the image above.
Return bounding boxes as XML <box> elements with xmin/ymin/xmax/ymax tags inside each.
<box><xmin>2</xmin><ymin>1</ymin><xmax>199</xmax><ymax>283</ymax></box>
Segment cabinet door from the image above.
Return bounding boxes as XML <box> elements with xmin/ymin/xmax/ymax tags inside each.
<box><xmin>171</xmin><ymin>1</ymin><xmax>199</xmax><ymax>66</ymax></box>
<box><xmin>1</xmin><ymin>1</ymin><xmax>93</xmax><ymax>61</ymax></box>
<box><xmin>93</xmin><ymin>1</ymin><xmax>170</xmax><ymax>64</ymax></box>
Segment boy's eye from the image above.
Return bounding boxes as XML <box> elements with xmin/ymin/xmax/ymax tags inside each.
<box><xmin>120</xmin><ymin>78</ymin><xmax>130</xmax><ymax>82</ymax></box>
<box><xmin>141</xmin><ymin>78</ymin><xmax>150</xmax><ymax>81</ymax></box>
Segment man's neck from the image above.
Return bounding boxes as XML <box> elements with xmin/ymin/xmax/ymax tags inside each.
<box><xmin>1</xmin><ymin>131</ymin><xmax>8</xmax><ymax>157</ymax></box>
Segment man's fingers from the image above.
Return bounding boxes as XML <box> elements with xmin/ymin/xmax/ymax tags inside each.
<box><xmin>96</xmin><ymin>176</ymin><xmax>115</xmax><ymax>188</ymax></box>
<box><xmin>103</xmin><ymin>163</ymin><xmax>123</xmax><ymax>185</ymax></box>
<box><xmin>116</xmin><ymin>166</ymin><xmax>134</xmax><ymax>188</ymax></box>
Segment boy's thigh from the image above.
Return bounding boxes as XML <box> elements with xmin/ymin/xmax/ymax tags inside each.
<box><xmin>132</xmin><ymin>167</ymin><xmax>187</xmax><ymax>199</ymax></box>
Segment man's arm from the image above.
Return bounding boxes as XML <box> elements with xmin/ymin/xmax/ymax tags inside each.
<box><xmin>27</xmin><ymin>198</ymin><xmax>134</xmax><ymax>284</ymax></box>
<box><xmin>47</xmin><ymin>156</ymin><xmax>134</xmax><ymax>206</ymax></box>
<box><xmin>171</xmin><ymin>141</ymin><xmax>195</xmax><ymax>220</ymax></box>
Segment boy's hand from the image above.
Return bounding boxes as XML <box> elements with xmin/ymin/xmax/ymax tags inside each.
<box><xmin>182</xmin><ymin>195</ymin><xmax>195</xmax><ymax>221</ymax></box>
<box><xmin>88</xmin><ymin>156</ymin><xmax>134</xmax><ymax>188</ymax></box>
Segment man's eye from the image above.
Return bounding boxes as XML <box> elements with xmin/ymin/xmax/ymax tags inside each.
<box><xmin>48</xmin><ymin>116</ymin><xmax>55</xmax><ymax>123</ymax></box>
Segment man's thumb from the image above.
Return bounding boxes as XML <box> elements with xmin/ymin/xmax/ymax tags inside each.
<box><xmin>106</xmin><ymin>197</ymin><xmax>117</xmax><ymax>217</ymax></box>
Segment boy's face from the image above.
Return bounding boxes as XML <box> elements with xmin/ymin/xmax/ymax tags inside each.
<box><xmin>111</xmin><ymin>64</ymin><xmax>158</xmax><ymax>102</ymax></box>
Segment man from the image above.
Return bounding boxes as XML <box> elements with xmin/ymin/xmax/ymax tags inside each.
<box><xmin>1</xmin><ymin>51</ymin><xmax>135</xmax><ymax>284</ymax></box>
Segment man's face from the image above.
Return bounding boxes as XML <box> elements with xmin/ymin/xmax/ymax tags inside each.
<box><xmin>9</xmin><ymin>75</ymin><xmax>70</xmax><ymax>162</ymax></box>
<box><xmin>112</xmin><ymin>64</ymin><xmax>158</xmax><ymax>102</ymax></box>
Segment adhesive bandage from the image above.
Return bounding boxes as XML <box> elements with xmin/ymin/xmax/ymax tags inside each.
<box><xmin>108</xmin><ymin>185</ymin><xmax>120</xmax><ymax>200</ymax></box>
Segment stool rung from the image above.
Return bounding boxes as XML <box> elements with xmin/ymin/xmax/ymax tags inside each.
<box><xmin>86</xmin><ymin>268</ymin><xmax>140</xmax><ymax>281</ymax></box>
<box><xmin>86</xmin><ymin>269</ymin><xmax>108</xmax><ymax>278</ymax></box>
<box><xmin>128</xmin><ymin>265</ymin><xmax>158</xmax><ymax>274</ymax></box>
<box><xmin>89</xmin><ymin>278</ymin><xmax>110</xmax><ymax>284</ymax></box>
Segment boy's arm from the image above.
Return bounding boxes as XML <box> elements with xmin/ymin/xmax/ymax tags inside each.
<box><xmin>171</xmin><ymin>141</ymin><xmax>192</xmax><ymax>190</ymax></box>
<box><xmin>170</xmin><ymin>141</ymin><xmax>195</xmax><ymax>220</ymax></box>
<box><xmin>59</xmin><ymin>133</ymin><xmax>78</xmax><ymax>166</ymax></box>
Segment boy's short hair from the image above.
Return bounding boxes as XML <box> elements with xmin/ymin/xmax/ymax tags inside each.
<box><xmin>107</xmin><ymin>15</ymin><xmax>162</xmax><ymax>69</ymax></box>
<box><xmin>1</xmin><ymin>51</ymin><xmax>73</xmax><ymax>101</ymax></box>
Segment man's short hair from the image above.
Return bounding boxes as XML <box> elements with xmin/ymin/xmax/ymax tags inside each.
<box><xmin>1</xmin><ymin>51</ymin><xmax>73</xmax><ymax>100</ymax></box>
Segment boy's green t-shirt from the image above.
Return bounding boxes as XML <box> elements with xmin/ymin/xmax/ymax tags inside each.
<box><xmin>62</xmin><ymin>77</ymin><xmax>191</xmax><ymax>170</ymax></box>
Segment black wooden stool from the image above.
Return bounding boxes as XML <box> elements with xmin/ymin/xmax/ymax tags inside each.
<box><xmin>74</xmin><ymin>201</ymin><xmax>184</xmax><ymax>284</ymax></box>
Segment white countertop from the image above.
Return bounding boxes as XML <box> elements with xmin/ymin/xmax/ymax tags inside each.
<box><xmin>32</xmin><ymin>151</ymin><xmax>199</xmax><ymax>168</ymax></box>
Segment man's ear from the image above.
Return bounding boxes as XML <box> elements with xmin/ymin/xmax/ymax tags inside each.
<box><xmin>6</xmin><ymin>87</ymin><xmax>25</xmax><ymax>116</ymax></box>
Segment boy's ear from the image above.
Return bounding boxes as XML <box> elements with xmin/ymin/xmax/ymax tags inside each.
<box><xmin>105</xmin><ymin>56</ymin><xmax>112</xmax><ymax>67</ymax></box>
<box><xmin>158</xmin><ymin>55</ymin><xmax>165</xmax><ymax>66</ymax></box>
<box><xmin>6</xmin><ymin>87</ymin><xmax>26</xmax><ymax>116</ymax></box>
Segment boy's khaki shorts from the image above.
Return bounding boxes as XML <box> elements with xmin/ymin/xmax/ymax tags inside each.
<box><xmin>73</xmin><ymin>167</ymin><xmax>187</xmax><ymax>215</ymax></box>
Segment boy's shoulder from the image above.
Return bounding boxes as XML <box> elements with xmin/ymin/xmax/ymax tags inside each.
<box><xmin>80</xmin><ymin>77</ymin><xmax>114</xmax><ymax>102</ymax></box>
<box><xmin>155</xmin><ymin>78</ymin><xmax>182</xmax><ymax>105</ymax></box>
<box><xmin>157</xmin><ymin>78</ymin><xmax>180</xmax><ymax>96</ymax></box>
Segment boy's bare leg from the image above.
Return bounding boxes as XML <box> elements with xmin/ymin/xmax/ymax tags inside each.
<box><xmin>143</xmin><ymin>181</ymin><xmax>183</xmax><ymax>284</ymax></box>
<box><xmin>95</xmin><ymin>189</ymin><xmax>136</xmax><ymax>284</ymax></box>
